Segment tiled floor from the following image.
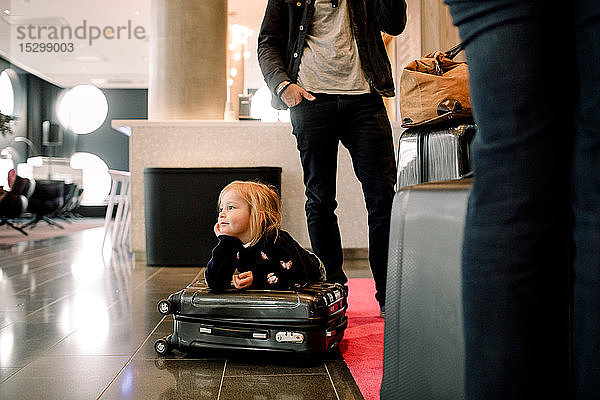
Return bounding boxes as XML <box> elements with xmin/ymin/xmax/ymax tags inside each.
<box><xmin>0</xmin><ymin>227</ymin><xmax>370</xmax><ymax>399</ymax></box>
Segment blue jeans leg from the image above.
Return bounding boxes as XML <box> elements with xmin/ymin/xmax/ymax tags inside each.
<box><xmin>445</xmin><ymin>1</ymin><xmax>577</xmax><ymax>399</ymax></box>
<box><xmin>573</xmin><ymin>1</ymin><xmax>600</xmax><ymax>398</ymax></box>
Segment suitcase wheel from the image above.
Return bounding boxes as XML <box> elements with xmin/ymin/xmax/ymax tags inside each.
<box><xmin>154</xmin><ymin>337</ymin><xmax>172</xmax><ymax>355</ymax></box>
<box><xmin>157</xmin><ymin>299</ymin><xmax>172</xmax><ymax>315</ymax></box>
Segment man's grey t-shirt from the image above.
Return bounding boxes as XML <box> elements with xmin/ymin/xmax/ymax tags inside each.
<box><xmin>297</xmin><ymin>0</ymin><xmax>371</xmax><ymax>94</ymax></box>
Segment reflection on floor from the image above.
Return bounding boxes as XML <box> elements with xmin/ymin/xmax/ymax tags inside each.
<box><xmin>0</xmin><ymin>227</ymin><xmax>371</xmax><ymax>399</ymax></box>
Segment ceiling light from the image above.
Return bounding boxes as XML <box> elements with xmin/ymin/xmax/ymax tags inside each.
<box><xmin>57</xmin><ymin>85</ymin><xmax>108</xmax><ymax>135</ymax></box>
<box><xmin>0</xmin><ymin>69</ymin><xmax>15</xmax><ymax>116</ymax></box>
<box><xmin>3</xmin><ymin>10</ymin><xmax>10</xmax><ymax>15</ymax></box>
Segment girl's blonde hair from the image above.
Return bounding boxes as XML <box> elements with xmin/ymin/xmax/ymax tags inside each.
<box><xmin>218</xmin><ymin>180</ymin><xmax>281</xmax><ymax>247</ymax></box>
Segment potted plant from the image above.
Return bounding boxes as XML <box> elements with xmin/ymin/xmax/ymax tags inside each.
<box><xmin>1</xmin><ymin>112</ymin><xmax>15</xmax><ymax>136</ymax></box>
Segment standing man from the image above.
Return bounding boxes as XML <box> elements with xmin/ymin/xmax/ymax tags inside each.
<box><xmin>258</xmin><ymin>0</ymin><xmax>407</xmax><ymax>316</ymax></box>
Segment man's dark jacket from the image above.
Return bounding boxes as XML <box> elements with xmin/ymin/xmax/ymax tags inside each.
<box><xmin>258</xmin><ymin>0</ymin><xmax>408</xmax><ymax>109</ymax></box>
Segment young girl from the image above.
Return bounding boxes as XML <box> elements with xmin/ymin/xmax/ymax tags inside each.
<box><xmin>204</xmin><ymin>180</ymin><xmax>325</xmax><ymax>292</ymax></box>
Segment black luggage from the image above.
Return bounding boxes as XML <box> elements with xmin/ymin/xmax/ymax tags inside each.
<box><xmin>381</xmin><ymin>179</ymin><xmax>471</xmax><ymax>399</ymax></box>
<box><xmin>397</xmin><ymin>122</ymin><xmax>475</xmax><ymax>190</ymax></box>
<box><xmin>154</xmin><ymin>280</ymin><xmax>348</xmax><ymax>355</ymax></box>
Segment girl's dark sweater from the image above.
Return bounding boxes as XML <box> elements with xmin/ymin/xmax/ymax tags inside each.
<box><xmin>205</xmin><ymin>230</ymin><xmax>324</xmax><ymax>292</ymax></box>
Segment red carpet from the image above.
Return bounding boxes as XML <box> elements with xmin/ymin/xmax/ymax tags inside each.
<box><xmin>340</xmin><ymin>278</ymin><xmax>384</xmax><ymax>400</ymax></box>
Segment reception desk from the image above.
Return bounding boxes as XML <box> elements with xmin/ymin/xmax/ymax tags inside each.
<box><xmin>112</xmin><ymin>119</ymin><xmax>404</xmax><ymax>260</ymax></box>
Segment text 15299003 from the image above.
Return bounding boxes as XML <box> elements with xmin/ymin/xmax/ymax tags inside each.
<box><xmin>18</xmin><ymin>42</ymin><xmax>74</xmax><ymax>53</ymax></box>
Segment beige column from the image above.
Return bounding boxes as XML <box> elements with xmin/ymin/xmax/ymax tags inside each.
<box><xmin>149</xmin><ymin>0</ymin><xmax>228</xmax><ymax>120</ymax></box>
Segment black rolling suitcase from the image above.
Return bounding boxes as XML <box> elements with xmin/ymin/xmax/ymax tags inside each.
<box><xmin>397</xmin><ymin>122</ymin><xmax>475</xmax><ymax>190</ymax></box>
<box><xmin>154</xmin><ymin>280</ymin><xmax>348</xmax><ymax>355</ymax></box>
<box><xmin>381</xmin><ymin>178</ymin><xmax>471</xmax><ymax>399</ymax></box>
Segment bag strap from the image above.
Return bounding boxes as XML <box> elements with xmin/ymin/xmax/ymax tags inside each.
<box><xmin>445</xmin><ymin>43</ymin><xmax>464</xmax><ymax>60</ymax></box>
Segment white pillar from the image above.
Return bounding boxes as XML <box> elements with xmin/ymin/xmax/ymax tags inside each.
<box><xmin>149</xmin><ymin>0</ymin><xmax>228</xmax><ymax>120</ymax></box>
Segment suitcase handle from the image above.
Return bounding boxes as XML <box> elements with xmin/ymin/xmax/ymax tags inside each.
<box><xmin>198</xmin><ymin>324</ymin><xmax>270</xmax><ymax>340</ymax></box>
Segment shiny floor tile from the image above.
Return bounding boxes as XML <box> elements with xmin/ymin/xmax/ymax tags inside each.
<box><xmin>47</xmin><ymin>313</ymin><xmax>166</xmax><ymax>356</ymax></box>
<box><xmin>0</xmin><ymin>321</ymin><xmax>73</xmax><ymax>368</ymax></box>
<box><xmin>325</xmin><ymin>358</ymin><xmax>365</xmax><ymax>400</ymax></box>
<box><xmin>0</xmin><ymin>368</ymin><xmax>18</xmax><ymax>382</ymax></box>
<box><xmin>0</xmin><ymin>355</ymin><xmax>130</xmax><ymax>399</ymax></box>
<box><xmin>344</xmin><ymin>258</ymin><xmax>373</xmax><ymax>279</ymax></box>
<box><xmin>0</xmin><ymin>226</ymin><xmax>366</xmax><ymax>399</ymax></box>
<box><xmin>225</xmin><ymin>352</ymin><xmax>327</xmax><ymax>376</ymax></box>
<box><xmin>101</xmin><ymin>359</ymin><xmax>225</xmax><ymax>400</ymax></box>
<box><xmin>220</xmin><ymin>374</ymin><xmax>340</xmax><ymax>400</ymax></box>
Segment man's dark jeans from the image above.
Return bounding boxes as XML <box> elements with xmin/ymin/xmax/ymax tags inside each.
<box><xmin>446</xmin><ymin>1</ymin><xmax>600</xmax><ymax>399</ymax></box>
<box><xmin>289</xmin><ymin>93</ymin><xmax>396</xmax><ymax>307</ymax></box>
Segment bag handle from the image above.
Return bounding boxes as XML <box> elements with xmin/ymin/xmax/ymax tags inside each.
<box><xmin>445</xmin><ymin>43</ymin><xmax>464</xmax><ymax>60</ymax></box>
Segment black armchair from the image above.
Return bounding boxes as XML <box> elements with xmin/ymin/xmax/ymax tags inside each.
<box><xmin>54</xmin><ymin>183</ymin><xmax>84</xmax><ymax>221</ymax></box>
<box><xmin>0</xmin><ymin>189</ymin><xmax>29</xmax><ymax>235</ymax></box>
<box><xmin>1</xmin><ymin>170</ymin><xmax>65</xmax><ymax>232</ymax></box>
<box><xmin>20</xmin><ymin>179</ymin><xmax>64</xmax><ymax>229</ymax></box>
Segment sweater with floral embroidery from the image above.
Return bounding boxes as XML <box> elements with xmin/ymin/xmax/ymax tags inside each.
<box><xmin>205</xmin><ymin>230</ymin><xmax>324</xmax><ymax>292</ymax></box>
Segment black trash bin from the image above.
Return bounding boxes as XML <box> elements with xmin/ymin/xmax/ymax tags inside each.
<box><xmin>144</xmin><ymin>167</ymin><xmax>282</xmax><ymax>266</ymax></box>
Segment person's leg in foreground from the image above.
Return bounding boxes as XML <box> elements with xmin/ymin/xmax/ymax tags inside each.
<box><xmin>572</xmin><ymin>1</ymin><xmax>600</xmax><ymax>398</ymax></box>
<box><xmin>445</xmin><ymin>1</ymin><xmax>584</xmax><ymax>398</ymax></box>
